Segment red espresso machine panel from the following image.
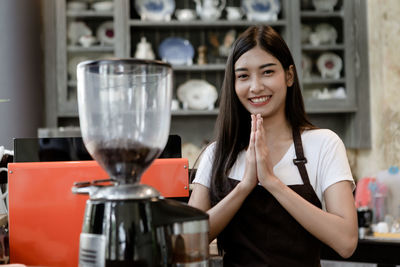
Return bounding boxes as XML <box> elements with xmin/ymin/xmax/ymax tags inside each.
<box><xmin>8</xmin><ymin>158</ymin><xmax>189</xmax><ymax>267</ymax></box>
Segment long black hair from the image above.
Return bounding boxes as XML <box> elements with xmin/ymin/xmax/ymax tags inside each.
<box><xmin>209</xmin><ymin>25</ymin><xmax>315</xmax><ymax>205</ymax></box>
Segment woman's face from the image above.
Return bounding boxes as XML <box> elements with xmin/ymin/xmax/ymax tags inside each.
<box><xmin>234</xmin><ymin>46</ymin><xmax>293</xmax><ymax>119</ymax></box>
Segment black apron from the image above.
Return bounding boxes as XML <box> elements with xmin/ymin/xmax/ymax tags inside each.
<box><xmin>217</xmin><ymin>128</ymin><xmax>322</xmax><ymax>267</ymax></box>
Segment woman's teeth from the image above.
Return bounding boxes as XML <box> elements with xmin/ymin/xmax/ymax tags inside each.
<box><xmin>250</xmin><ymin>96</ymin><xmax>270</xmax><ymax>103</ymax></box>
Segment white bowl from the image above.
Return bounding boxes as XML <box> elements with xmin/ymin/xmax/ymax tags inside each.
<box><xmin>92</xmin><ymin>1</ymin><xmax>114</xmax><ymax>12</ymax></box>
<box><xmin>177</xmin><ymin>79</ymin><xmax>218</xmax><ymax>110</ymax></box>
<box><xmin>175</xmin><ymin>9</ymin><xmax>197</xmax><ymax>21</ymax></box>
<box><xmin>312</xmin><ymin>0</ymin><xmax>338</xmax><ymax>11</ymax></box>
<box><xmin>226</xmin><ymin>7</ymin><xmax>243</xmax><ymax>21</ymax></box>
<box><xmin>79</xmin><ymin>35</ymin><xmax>97</xmax><ymax>47</ymax></box>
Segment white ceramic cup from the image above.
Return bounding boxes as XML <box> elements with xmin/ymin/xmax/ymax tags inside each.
<box><xmin>175</xmin><ymin>9</ymin><xmax>197</xmax><ymax>21</ymax></box>
<box><xmin>226</xmin><ymin>7</ymin><xmax>243</xmax><ymax>21</ymax></box>
<box><xmin>79</xmin><ymin>35</ymin><xmax>97</xmax><ymax>47</ymax></box>
<box><xmin>376</xmin><ymin>221</ymin><xmax>389</xmax><ymax>233</ymax></box>
<box><xmin>171</xmin><ymin>99</ymin><xmax>180</xmax><ymax>110</ymax></box>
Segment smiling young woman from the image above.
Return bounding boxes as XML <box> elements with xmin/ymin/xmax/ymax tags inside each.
<box><xmin>234</xmin><ymin>46</ymin><xmax>294</xmax><ymax>122</ymax></box>
<box><xmin>188</xmin><ymin>25</ymin><xmax>358</xmax><ymax>267</ymax></box>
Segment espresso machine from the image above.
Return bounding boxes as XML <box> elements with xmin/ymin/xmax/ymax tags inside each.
<box><xmin>73</xmin><ymin>59</ymin><xmax>209</xmax><ymax>266</ymax></box>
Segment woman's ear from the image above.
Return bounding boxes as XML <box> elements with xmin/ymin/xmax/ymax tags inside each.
<box><xmin>286</xmin><ymin>65</ymin><xmax>294</xmax><ymax>87</ymax></box>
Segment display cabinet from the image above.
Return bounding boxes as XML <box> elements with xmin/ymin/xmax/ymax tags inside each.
<box><xmin>45</xmin><ymin>0</ymin><xmax>370</xmax><ymax>150</ymax></box>
<box><xmin>118</xmin><ymin>0</ymin><xmax>295</xmax><ymax>149</ymax></box>
<box><xmin>297</xmin><ymin>0</ymin><xmax>370</xmax><ymax>148</ymax></box>
<box><xmin>55</xmin><ymin>0</ymin><xmax>117</xmax><ymax>121</ymax></box>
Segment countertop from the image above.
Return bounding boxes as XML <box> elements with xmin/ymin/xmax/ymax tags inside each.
<box><xmin>209</xmin><ymin>238</ymin><xmax>400</xmax><ymax>266</ymax></box>
<box><xmin>321</xmin><ymin>238</ymin><xmax>400</xmax><ymax>266</ymax></box>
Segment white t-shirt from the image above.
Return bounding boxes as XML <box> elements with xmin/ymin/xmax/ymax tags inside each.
<box><xmin>193</xmin><ymin>129</ymin><xmax>354</xmax><ymax>204</ymax></box>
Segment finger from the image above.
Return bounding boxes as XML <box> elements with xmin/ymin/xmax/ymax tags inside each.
<box><xmin>250</xmin><ymin>131</ymin><xmax>255</xmax><ymax>149</ymax></box>
<box><xmin>250</xmin><ymin>130</ymin><xmax>255</xmax><ymax>149</ymax></box>
<box><xmin>258</xmin><ymin>117</ymin><xmax>264</xmax><ymax>136</ymax></box>
<box><xmin>249</xmin><ymin>115</ymin><xmax>256</xmax><ymax>149</ymax></box>
<box><xmin>256</xmin><ymin>117</ymin><xmax>262</xmax><ymax>137</ymax></box>
<box><xmin>255</xmin><ymin>116</ymin><xmax>264</xmax><ymax>152</ymax></box>
<box><xmin>251</xmin><ymin>114</ymin><xmax>256</xmax><ymax>133</ymax></box>
<box><xmin>256</xmin><ymin>114</ymin><xmax>262</xmax><ymax>127</ymax></box>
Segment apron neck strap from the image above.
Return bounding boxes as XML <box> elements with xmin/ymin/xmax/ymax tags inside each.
<box><xmin>292</xmin><ymin>128</ymin><xmax>311</xmax><ymax>185</ymax></box>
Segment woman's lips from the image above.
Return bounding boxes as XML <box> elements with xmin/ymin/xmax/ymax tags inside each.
<box><xmin>249</xmin><ymin>96</ymin><xmax>271</xmax><ymax>106</ymax></box>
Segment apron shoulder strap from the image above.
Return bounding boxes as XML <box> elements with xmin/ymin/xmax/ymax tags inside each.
<box><xmin>292</xmin><ymin>128</ymin><xmax>311</xmax><ymax>185</ymax></box>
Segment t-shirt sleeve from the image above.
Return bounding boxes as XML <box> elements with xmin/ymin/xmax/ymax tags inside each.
<box><xmin>318</xmin><ymin>131</ymin><xmax>355</xmax><ymax>194</ymax></box>
<box><xmin>192</xmin><ymin>142</ymin><xmax>216</xmax><ymax>188</ymax></box>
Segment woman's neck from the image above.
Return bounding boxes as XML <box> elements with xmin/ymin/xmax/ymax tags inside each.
<box><xmin>262</xmin><ymin>115</ymin><xmax>292</xmax><ymax>146</ymax></box>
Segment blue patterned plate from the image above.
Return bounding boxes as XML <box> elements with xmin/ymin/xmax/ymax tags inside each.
<box><xmin>241</xmin><ymin>0</ymin><xmax>281</xmax><ymax>21</ymax></box>
<box><xmin>135</xmin><ymin>0</ymin><xmax>175</xmax><ymax>21</ymax></box>
<box><xmin>158</xmin><ymin>37</ymin><xmax>194</xmax><ymax>65</ymax></box>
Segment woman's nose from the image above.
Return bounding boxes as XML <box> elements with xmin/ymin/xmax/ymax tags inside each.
<box><xmin>250</xmin><ymin>77</ymin><xmax>264</xmax><ymax>93</ymax></box>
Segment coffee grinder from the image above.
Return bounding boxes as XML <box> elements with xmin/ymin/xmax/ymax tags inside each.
<box><xmin>73</xmin><ymin>59</ymin><xmax>209</xmax><ymax>266</ymax></box>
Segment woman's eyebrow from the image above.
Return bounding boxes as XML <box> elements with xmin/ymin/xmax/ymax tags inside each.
<box><xmin>259</xmin><ymin>63</ymin><xmax>277</xmax><ymax>69</ymax></box>
<box><xmin>235</xmin><ymin>63</ymin><xmax>277</xmax><ymax>72</ymax></box>
<box><xmin>234</xmin><ymin>67</ymin><xmax>247</xmax><ymax>72</ymax></box>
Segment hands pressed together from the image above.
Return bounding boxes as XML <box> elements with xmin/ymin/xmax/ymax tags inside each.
<box><xmin>242</xmin><ymin>114</ymin><xmax>278</xmax><ymax>191</ymax></box>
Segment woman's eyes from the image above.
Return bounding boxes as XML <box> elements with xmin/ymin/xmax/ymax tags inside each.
<box><xmin>236</xmin><ymin>70</ymin><xmax>274</xmax><ymax>80</ymax></box>
<box><xmin>263</xmin><ymin>70</ymin><xmax>274</xmax><ymax>75</ymax></box>
<box><xmin>236</xmin><ymin>74</ymin><xmax>248</xmax><ymax>79</ymax></box>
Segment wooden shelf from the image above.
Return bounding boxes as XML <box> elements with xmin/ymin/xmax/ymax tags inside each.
<box><xmin>57</xmin><ymin>109</ymin><xmax>220</xmax><ymax>117</ymax></box>
<box><xmin>67</xmin><ymin>10</ymin><xmax>113</xmax><ymax>17</ymax></box>
<box><xmin>172</xmin><ymin>64</ymin><xmax>225</xmax><ymax>71</ymax></box>
<box><xmin>305</xmin><ymin>99</ymin><xmax>357</xmax><ymax>114</ymax></box>
<box><xmin>302</xmin><ymin>77</ymin><xmax>346</xmax><ymax>84</ymax></box>
<box><xmin>302</xmin><ymin>44</ymin><xmax>345</xmax><ymax>51</ymax></box>
<box><xmin>129</xmin><ymin>19</ymin><xmax>287</xmax><ymax>28</ymax></box>
<box><xmin>300</xmin><ymin>10</ymin><xmax>344</xmax><ymax>18</ymax></box>
<box><xmin>172</xmin><ymin>109</ymin><xmax>219</xmax><ymax>116</ymax></box>
<box><xmin>67</xmin><ymin>45</ymin><xmax>114</xmax><ymax>52</ymax></box>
